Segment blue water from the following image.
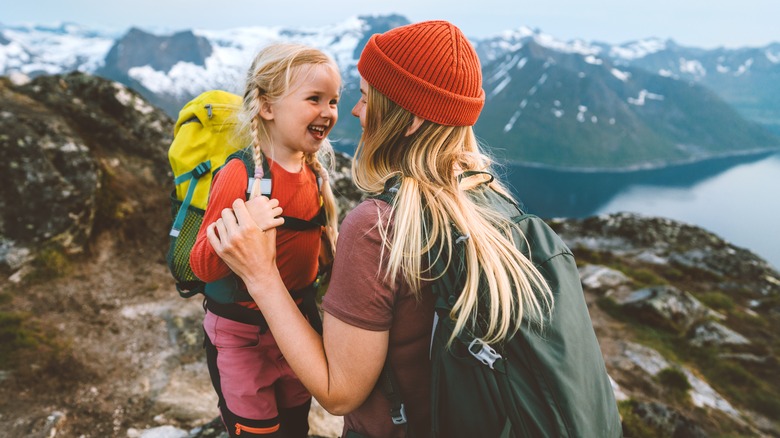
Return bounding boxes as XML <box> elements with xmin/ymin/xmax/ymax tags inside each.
<box><xmin>503</xmin><ymin>152</ymin><xmax>780</xmax><ymax>269</ymax></box>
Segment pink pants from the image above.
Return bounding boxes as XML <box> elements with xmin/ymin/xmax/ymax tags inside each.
<box><xmin>203</xmin><ymin>310</ymin><xmax>311</xmax><ymax>422</ymax></box>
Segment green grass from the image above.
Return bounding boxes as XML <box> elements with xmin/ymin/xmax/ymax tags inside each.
<box><xmin>657</xmin><ymin>367</ymin><xmax>692</xmax><ymax>405</ymax></box>
<box><xmin>20</xmin><ymin>245</ymin><xmax>73</xmax><ymax>282</ymax></box>
<box><xmin>0</xmin><ymin>310</ymin><xmax>91</xmax><ymax>390</ymax></box>
<box><xmin>617</xmin><ymin>400</ymin><xmax>661</xmax><ymax>438</ymax></box>
<box><xmin>0</xmin><ymin>311</ymin><xmax>41</xmax><ymax>368</ymax></box>
<box><xmin>695</xmin><ymin>291</ymin><xmax>735</xmax><ymax>313</ymax></box>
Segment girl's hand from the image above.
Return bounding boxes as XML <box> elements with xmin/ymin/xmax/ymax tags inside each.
<box><xmin>206</xmin><ymin>197</ymin><xmax>284</xmax><ymax>283</ymax></box>
<box><xmin>245</xmin><ymin>195</ymin><xmax>284</xmax><ymax>232</ymax></box>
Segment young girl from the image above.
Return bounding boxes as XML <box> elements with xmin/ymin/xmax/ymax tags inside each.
<box><xmin>208</xmin><ymin>21</ymin><xmax>620</xmax><ymax>438</ymax></box>
<box><xmin>189</xmin><ymin>43</ymin><xmax>340</xmax><ymax>438</ymax></box>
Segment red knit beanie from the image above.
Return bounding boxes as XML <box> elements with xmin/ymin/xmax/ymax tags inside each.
<box><xmin>357</xmin><ymin>20</ymin><xmax>485</xmax><ymax>127</ymax></box>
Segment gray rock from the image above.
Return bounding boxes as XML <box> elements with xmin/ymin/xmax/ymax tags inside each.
<box><xmin>579</xmin><ymin>264</ymin><xmax>631</xmax><ymax>292</ymax></box>
<box><xmin>609</xmin><ymin>341</ymin><xmax>738</xmax><ymax>417</ymax></box>
<box><xmin>555</xmin><ymin>213</ymin><xmax>780</xmax><ymax>297</ymax></box>
<box><xmin>0</xmin><ymin>72</ymin><xmax>171</xmax><ymax>270</ymax></box>
<box><xmin>621</xmin><ymin>285</ymin><xmax>712</xmax><ymax>333</ymax></box>
<box><xmin>689</xmin><ymin>321</ymin><xmax>751</xmax><ymax>348</ymax></box>
<box><xmin>631</xmin><ymin>401</ymin><xmax>709</xmax><ymax>438</ymax></box>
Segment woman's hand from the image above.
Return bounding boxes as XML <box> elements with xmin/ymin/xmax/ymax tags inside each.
<box><xmin>206</xmin><ymin>196</ymin><xmax>284</xmax><ymax>284</ymax></box>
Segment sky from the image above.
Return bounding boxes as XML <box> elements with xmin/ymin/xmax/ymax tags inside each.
<box><xmin>4</xmin><ymin>0</ymin><xmax>779</xmax><ymax>49</ymax></box>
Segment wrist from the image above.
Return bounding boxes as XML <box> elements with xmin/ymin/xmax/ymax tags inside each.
<box><xmin>244</xmin><ymin>262</ymin><xmax>279</xmax><ymax>285</ymax></box>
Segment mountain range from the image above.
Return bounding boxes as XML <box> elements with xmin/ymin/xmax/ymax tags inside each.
<box><xmin>2</xmin><ymin>15</ymin><xmax>779</xmax><ymax>169</ymax></box>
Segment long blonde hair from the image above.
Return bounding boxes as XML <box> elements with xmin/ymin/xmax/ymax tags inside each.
<box><xmin>238</xmin><ymin>43</ymin><xmax>339</xmax><ymax>251</ymax></box>
<box><xmin>353</xmin><ymin>85</ymin><xmax>553</xmax><ymax>345</ymax></box>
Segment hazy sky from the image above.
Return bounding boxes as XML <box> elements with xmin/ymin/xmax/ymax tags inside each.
<box><xmin>4</xmin><ymin>0</ymin><xmax>779</xmax><ymax>48</ymax></box>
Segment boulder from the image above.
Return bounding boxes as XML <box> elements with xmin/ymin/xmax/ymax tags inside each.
<box><xmin>578</xmin><ymin>264</ymin><xmax>631</xmax><ymax>292</ymax></box>
<box><xmin>0</xmin><ymin>72</ymin><xmax>172</xmax><ymax>271</ymax></box>
<box><xmin>630</xmin><ymin>401</ymin><xmax>708</xmax><ymax>438</ymax></box>
<box><xmin>689</xmin><ymin>321</ymin><xmax>750</xmax><ymax>348</ymax></box>
<box><xmin>620</xmin><ymin>285</ymin><xmax>713</xmax><ymax>333</ymax></box>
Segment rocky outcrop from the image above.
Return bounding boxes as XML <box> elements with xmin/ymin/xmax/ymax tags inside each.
<box><xmin>563</xmin><ymin>213</ymin><xmax>780</xmax><ymax>437</ymax></box>
<box><xmin>554</xmin><ymin>212</ymin><xmax>780</xmax><ymax>298</ymax></box>
<box><xmin>628</xmin><ymin>401</ymin><xmax>709</xmax><ymax>438</ymax></box>
<box><xmin>0</xmin><ymin>72</ymin><xmax>171</xmax><ymax>272</ymax></box>
<box><xmin>620</xmin><ymin>285</ymin><xmax>718</xmax><ymax>333</ymax></box>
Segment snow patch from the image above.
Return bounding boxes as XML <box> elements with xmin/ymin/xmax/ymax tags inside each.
<box><xmin>610</xmin><ymin>68</ymin><xmax>631</xmax><ymax>81</ymax></box>
<box><xmin>504</xmin><ymin>109</ymin><xmax>522</xmax><ymax>132</ymax></box>
<box><xmin>584</xmin><ymin>55</ymin><xmax>603</xmax><ymax>65</ymax></box>
<box><xmin>734</xmin><ymin>58</ymin><xmax>753</xmax><ymax>76</ymax></box>
<box><xmin>628</xmin><ymin>89</ymin><xmax>665</xmax><ymax>106</ymax></box>
<box><xmin>766</xmin><ymin>49</ymin><xmax>780</xmax><ymax>64</ymax></box>
<box><xmin>533</xmin><ymin>33</ymin><xmax>600</xmax><ymax>57</ymax></box>
<box><xmin>489</xmin><ymin>76</ymin><xmax>512</xmax><ymax>98</ymax></box>
<box><xmin>679</xmin><ymin>58</ymin><xmax>706</xmax><ymax>76</ymax></box>
<box><xmin>609</xmin><ymin>38</ymin><xmax>667</xmax><ymax>60</ymax></box>
<box><xmin>516</xmin><ymin>57</ymin><xmax>528</xmax><ymax>70</ymax></box>
<box><xmin>576</xmin><ymin>105</ymin><xmax>588</xmax><ymax>123</ymax></box>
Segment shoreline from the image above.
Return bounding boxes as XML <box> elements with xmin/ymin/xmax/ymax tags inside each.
<box><xmin>500</xmin><ymin>147</ymin><xmax>780</xmax><ymax>173</ymax></box>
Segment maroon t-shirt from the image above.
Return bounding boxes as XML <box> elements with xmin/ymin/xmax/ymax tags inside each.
<box><xmin>322</xmin><ymin>199</ymin><xmax>435</xmax><ymax>438</ymax></box>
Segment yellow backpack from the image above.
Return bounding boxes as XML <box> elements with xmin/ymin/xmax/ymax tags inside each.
<box><xmin>166</xmin><ymin>90</ymin><xmax>247</xmax><ymax>298</ymax></box>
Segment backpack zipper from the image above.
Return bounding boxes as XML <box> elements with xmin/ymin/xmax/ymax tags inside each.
<box><xmin>234</xmin><ymin>423</ymin><xmax>280</xmax><ymax>435</ymax></box>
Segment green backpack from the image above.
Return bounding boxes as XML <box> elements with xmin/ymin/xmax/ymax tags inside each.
<box><xmin>375</xmin><ymin>175</ymin><xmax>622</xmax><ymax>438</ymax></box>
<box><xmin>166</xmin><ymin>90</ymin><xmax>326</xmax><ymax>304</ymax></box>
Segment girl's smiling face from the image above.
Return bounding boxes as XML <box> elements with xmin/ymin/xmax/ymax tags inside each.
<box><xmin>261</xmin><ymin>63</ymin><xmax>340</xmax><ymax>160</ymax></box>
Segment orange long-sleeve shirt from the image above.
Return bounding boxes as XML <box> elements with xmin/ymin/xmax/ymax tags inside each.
<box><xmin>190</xmin><ymin>157</ymin><xmax>321</xmax><ymax>309</ymax></box>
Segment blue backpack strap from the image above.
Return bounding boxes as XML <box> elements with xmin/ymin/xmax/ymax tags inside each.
<box><xmin>169</xmin><ymin>160</ymin><xmax>212</xmax><ymax>237</ymax></box>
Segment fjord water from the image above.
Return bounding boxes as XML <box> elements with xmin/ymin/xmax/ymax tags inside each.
<box><xmin>505</xmin><ymin>152</ymin><xmax>780</xmax><ymax>269</ymax></box>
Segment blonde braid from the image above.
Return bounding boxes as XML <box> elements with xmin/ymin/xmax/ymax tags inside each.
<box><xmin>305</xmin><ymin>150</ymin><xmax>339</xmax><ymax>257</ymax></box>
<box><xmin>247</xmin><ymin>89</ymin><xmax>266</xmax><ymax>198</ymax></box>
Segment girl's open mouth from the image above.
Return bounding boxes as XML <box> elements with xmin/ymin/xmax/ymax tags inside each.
<box><xmin>308</xmin><ymin>124</ymin><xmax>327</xmax><ymax>140</ymax></box>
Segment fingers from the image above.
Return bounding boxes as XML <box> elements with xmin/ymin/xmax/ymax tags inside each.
<box><xmin>231</xmin><ymin>199</ymin><xmax>253</xmax><ymax>226</ymax></box>
<box><xmin>220</xmin><ymin>207</ymin><xmax>239</xmax><ymax>235</ymax></box>
<box><xmin>214</xmin><ymin>218</ymin><xmax>228</xmax><ymax>243</ymax></box>
<box><xmin>206</xmin><ymin>221</ymin><xmax>222</xmax><ymax>252</ymax></box>
<box><xmin>270</xmin><ymin>216</ymin><xmax>285</xmax><ymax>229</ymax></box>
<box><xmin>240</xmin><ymin>196</ymin><xmax>286</xmax><ymax>231</ymax></box>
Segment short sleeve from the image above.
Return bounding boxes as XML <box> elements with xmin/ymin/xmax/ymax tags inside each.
<box><xmin>322</xmin><ymin>199</ymin><xmax>397</xmax><ymax>331</ymax></box>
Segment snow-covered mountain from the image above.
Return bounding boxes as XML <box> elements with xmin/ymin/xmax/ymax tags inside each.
<box><xmin>0</xmin><ymin>16</ymin><xmax>405</xmax><ymax>108</ymax></box>
<box><xmin>2</xmin><ymin>15</ymin><xmax>778</xmax><ymax>169</ymax></box>
<box><xmin>0</xmin><ymin>23</ymin><xmax>115</xmax><ymax>75</ymax></box>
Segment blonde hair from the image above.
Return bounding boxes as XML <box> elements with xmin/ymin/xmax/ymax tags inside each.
<box><xmin>238</xmin><ymin>42</ymin><xmax>339</xmax><ymax>251</ymax></box>
<box><xmin>353</xmin><ymin>85</ymin><xmax>553</xmax><ymax>345</ymax></box>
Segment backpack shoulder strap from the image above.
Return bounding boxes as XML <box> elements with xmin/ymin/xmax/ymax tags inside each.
<box><xmin>222</xmin><ymin>149</ymin><xmax>326</xmax><ymax>230</ymax></box>
<box><xmin>371</xmin><ymin>176</ymin><xmax>402</xmax><ymax>205</ymax></box>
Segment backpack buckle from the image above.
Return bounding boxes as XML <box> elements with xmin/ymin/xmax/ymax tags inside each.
<box><xmin>192</xmin><ymin>161</ymin><xmax>212</xmax><ymax>179</ymax></box>
<box><xmin>468</xmin><ymin>338</ymin><xmax>502</xmax><ymax>369</ymax></box>
<box><xmin>390</xmin><ymin>403</ymin><xmax>407</xmax><ymax>425</ymax></box>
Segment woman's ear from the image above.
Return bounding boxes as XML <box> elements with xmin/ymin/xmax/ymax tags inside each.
<box><xmin>258</xmin><ymin>97</ymin><xmax>274</xmax><ymax>121</ymax></box>
<box><xmin>404</xmin><ymin>116</ymin><xmax>425</xmax><ymax>137</ymax></box>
